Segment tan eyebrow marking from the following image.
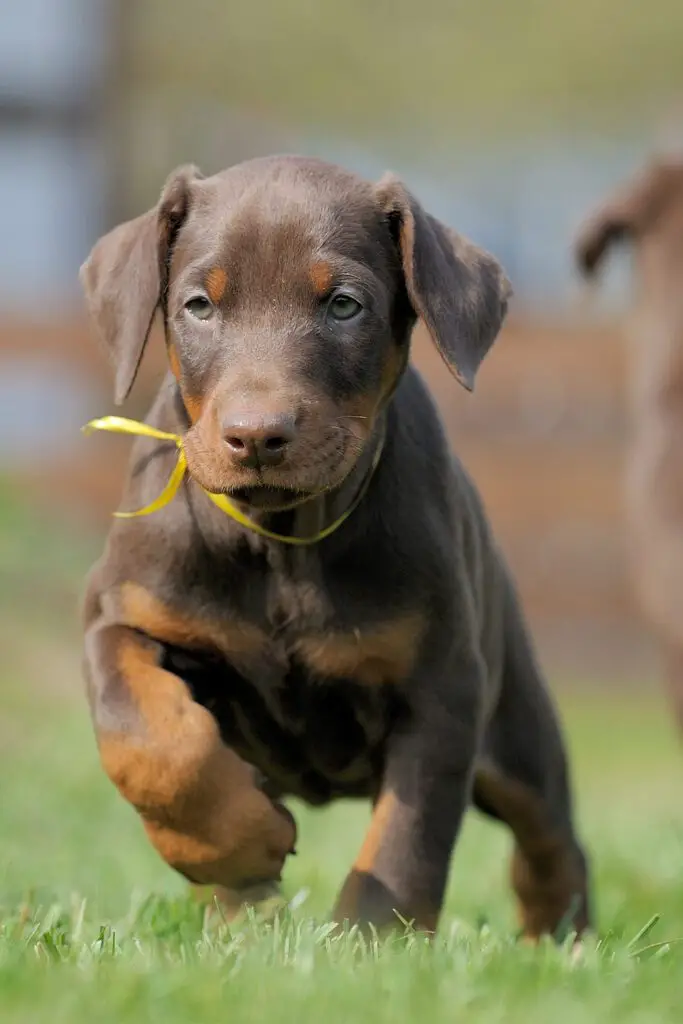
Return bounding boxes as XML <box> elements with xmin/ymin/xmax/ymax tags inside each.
<box><xmin>309</xmin><ymin>260</ymin><xmax>333</xmax><ymax>296</ymax></box>
<box><xmin>205</xmin><ymin>267</ymin><xmax>228</xmax><ymax>304</ymax></box>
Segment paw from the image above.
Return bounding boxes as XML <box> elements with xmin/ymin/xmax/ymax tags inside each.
<box><xmin>214</xmin><ymin>881</ymin><xmax>286</xmax><ymax>922</ymax></box>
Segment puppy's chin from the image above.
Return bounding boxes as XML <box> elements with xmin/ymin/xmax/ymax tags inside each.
<box><xmin>228</xmin><ymin>486</ymin><xmax>311</xmax><ymax>512</ymax></box>
<box><xmin>184</xmin><ymin>444</ymin><xmax>364</xmax><ymax>510</ymax></box>
<box><xmin>186</xmin><ymin>465</ymin><xmax>331</xmax><ymax>512</ymax></box>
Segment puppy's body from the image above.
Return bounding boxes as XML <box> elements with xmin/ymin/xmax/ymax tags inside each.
<box><xmin>82</xmin><ymin>156</ymin><xmax>589</xmax><ymax>935</ymax></box>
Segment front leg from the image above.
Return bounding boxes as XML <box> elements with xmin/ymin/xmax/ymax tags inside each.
<box><xmin>333</xmin><ymin>653</ymin><xmax>485</xmax><ymax>933</ymax></box>
<box><xmin>84</xmin><ymin>614</ymin><xmax>296</xmax><ymax>889</ymax></box>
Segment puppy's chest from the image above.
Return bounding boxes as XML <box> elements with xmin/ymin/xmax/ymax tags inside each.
<box><xmin>177</xmin><ymin>648</ymin><xmax>405</xmax><ymax>804</ymax></box>
<box><xmin>189</xmin><ymin>565</ymin><xmax>425</xmax><ymax>691</ymax></box>
<box><xmin>162</xmin><ymin>576</ymin><xmax>421</xmax><ymax>803</ymax></box>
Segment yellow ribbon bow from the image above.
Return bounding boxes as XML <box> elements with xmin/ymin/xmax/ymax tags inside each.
<box><xmin>82</xmin><ymin>415</ymin><xmax>382</xmax><ymax>546</ymax></box>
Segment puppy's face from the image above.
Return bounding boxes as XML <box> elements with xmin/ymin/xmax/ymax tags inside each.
<box><xmin>80</xmin><ymin>156</ymin><xmax>510</xmax><ymax>511</ymax></box>
<box><xmin>168</xmin><ymin>163</ymin><xmax>407</xmax><ymax>508</ymax></box>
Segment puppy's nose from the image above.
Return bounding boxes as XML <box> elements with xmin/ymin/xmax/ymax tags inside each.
<box><xmin>221</xmin><ymin>413</ymin><xmax>296</xmax><ymax>467</ymax></box>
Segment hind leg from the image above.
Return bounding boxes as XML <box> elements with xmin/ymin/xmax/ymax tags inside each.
<box><xmin>473</xmin><ymin>608</ymin><xmax>590</xmax><ymax>939</ymax></box>
<box><xmin>474</xmin><ymin>760</ymin><xmax>590</xmax><ymax>940</ymax></box>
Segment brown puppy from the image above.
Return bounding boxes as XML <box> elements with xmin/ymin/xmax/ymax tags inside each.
<box><xmin>80</xmin><ymin>155</ymin><xmax>590</xmax><ymax>937</ymax></box>
<box><xmin>575</xmin><ymin>158</ymin><xmax>683</xmax><ymax>733</ymax></box>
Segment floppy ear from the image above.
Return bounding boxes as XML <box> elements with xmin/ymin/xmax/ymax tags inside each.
<box><xmin>375</xmin><ymin>174</ymin><xmax>511</xmax><ymax>391</ymax></box>
<box><xmin>79</xmin><ymin>164</ymin><xmax>202</xmax><ymax>404</ymax></box>
<box><xmin>574</xmin><ymin>160</ymin><xmax>679</xmax><ymax>278</ymax></box>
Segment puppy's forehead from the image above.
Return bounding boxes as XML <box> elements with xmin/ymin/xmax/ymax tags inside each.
<box><xmin>187</xmin><ymin>157</ymin><xmax>387</xmax><ymax>256</ymax></box>
<box><xmin>211</xmin><ymin>155</ymin><xmax>376</xmax><ymax>208</ymax></box>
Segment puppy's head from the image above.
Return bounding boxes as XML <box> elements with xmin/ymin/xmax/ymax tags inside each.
<box><xmin>81</xmin><ymin>156</ymin><xmax>510</xmax><ymax>510</ymax></box>
<box><xmin>574</xmin><ymin>158</ymin><xmax>683</xmax><ymax>279</ymax></box>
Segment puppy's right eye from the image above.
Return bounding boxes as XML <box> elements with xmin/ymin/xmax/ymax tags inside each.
<box><xmin>185</xmin><ymin>296</ymin><xmax>214</xmax><ymax>320</ymax></box>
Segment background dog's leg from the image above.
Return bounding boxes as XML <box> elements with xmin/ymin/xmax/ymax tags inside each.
<box><xmin>473</xmin><ymin>584</ymin><xmax>591</xmax><ymax>941</ymax></box>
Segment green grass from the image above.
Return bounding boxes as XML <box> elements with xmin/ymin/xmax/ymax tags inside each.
<box><xmin>1</xmin><ymin>489</ymin><xmax>682</xmax><ymax>1021</ymax></box>
<box><xmin>2</xmin><ymin>642</ymin><xmax>682</xmax><ymax>1022</ymax></box>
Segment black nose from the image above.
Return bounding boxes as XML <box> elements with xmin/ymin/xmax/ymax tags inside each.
<box><xmin>221</xmin><ymin>413</ymin><xmax>296</xmax><ymax>468</ymax></box>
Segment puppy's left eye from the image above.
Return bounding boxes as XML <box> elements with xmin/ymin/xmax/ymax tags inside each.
<box><xmin>185</xmin><ymin>296</ymin><xmax>214</xmax><ymax>320</ymax></box>
<box><xmin>328</xmin><ymin>294</ymin><xmax>362</xmax><ymax>321</ymax></box>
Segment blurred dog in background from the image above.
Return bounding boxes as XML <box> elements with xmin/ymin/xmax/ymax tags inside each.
<box><xmin>575</xmin><ymin>157</ymin><xmax>683</xmax><ymax>733</ymax></box>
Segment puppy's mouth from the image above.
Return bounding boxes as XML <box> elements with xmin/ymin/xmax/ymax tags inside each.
<box><xmin>227</xmin><ymin>485</ymin><xmax>314</xmax><ymax>512</ymax></box>
<box><xmin>184</xmin><ymin>427</ymin><xmax>364</xmax><ymax>511</ymax></box>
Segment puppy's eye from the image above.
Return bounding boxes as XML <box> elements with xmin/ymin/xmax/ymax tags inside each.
<box><xmin>184</xmin><ymin>296</ymin><xmax>214</xmax><ymax>320</ymax></box>
<box><xmin>328</xmin><ymin>294</ymin><xmax>362</xmax><ymax>321</ymax></box>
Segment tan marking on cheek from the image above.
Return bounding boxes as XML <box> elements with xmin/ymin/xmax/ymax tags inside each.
<box><xmin>167</xmin><ymin>343</ymin><xmax>203</xmax><ymax>423</ymax></box>
<box><xmin>309</xmin><ymin>260</ymin><xmax>333</xmax><ymax>296</ymax></box>
<box><xmin>182</xmin><ymin>392</ymin><xmax>203</xmax><ymax>425</ymax></box>
<box><xmin>338</xmin><ymin>393</ymin><xmax>379</xmax><ymax>447</ymax></box>
<box><xmin>205</xmin><ymin>267</ymin><xmax>228</xmax><ymax>304</ymax></box>
<box><xmin>168</xmin><ymin>343</ymin><xmax>182</xmax><ymax>382</ymax></box>
<box><xmin>337</xmin><ymin>341</ymin><xmax>405</xmax><ymax>446</ymax></box>
<box><xmin>379</xmin><ymin>343</ymin><xmax>407</xmax><ymax>403</ymax></box>
<box><xmin>294</xmin><ymin>612</ymin><xmax>425</xmax><ymax>686</ymax></box>
<box><xmin>117</xmin><ymin>582</ymin><xmax>268</xmax><ymax>660</ymax></box>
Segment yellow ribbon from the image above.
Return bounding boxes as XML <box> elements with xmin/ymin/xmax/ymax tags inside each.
<box><xmin>81</xmin><ymin>415</ymin><xmax>382</xmax><ymax>546</ymax></box>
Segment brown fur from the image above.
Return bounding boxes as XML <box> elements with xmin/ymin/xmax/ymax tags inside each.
<box><xmin>475</xmin><ymin>765</ymin><xmax>588</xmax><ymax>938</ymax></box>
<box><xmin>79</xmin><ymin>154</ymin><xmax>589</xmax><ymax>937</ymax></box>
<box><xmin>93</xmin><ymin>628</ymin><xmax>296</xmax><ymax>886</ymax></box>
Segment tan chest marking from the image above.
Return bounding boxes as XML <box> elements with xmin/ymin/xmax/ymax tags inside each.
<box><xmin>117</xmin><ymin>582</ymin><xmax>268</xmax><ymax>662</ymax></box>
<box><xmin>118</xmin><ymin>584</ymin><xmax>424</xmax><ymax>689</ymax></box>
<box><xmin>294</xmin><ymin>612</ymin><xmax>425</xmax><ymax>686</ymax></box>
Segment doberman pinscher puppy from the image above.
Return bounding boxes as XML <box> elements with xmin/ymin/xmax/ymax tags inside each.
<box><xmin>80</xmin><ymin>155</ymin><xmax>590</xmax><ymax>937</ymax></box>
<box><xmin>575</xmin><ymin>158</ymin><xmax>683</xmax><ymax>735</ymax></box>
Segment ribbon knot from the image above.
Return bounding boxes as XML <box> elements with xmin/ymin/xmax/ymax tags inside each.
<box><xmin>82</xmin><ymin>415</ymin><xmax>381</xmax><ymax>546</ymax></box>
